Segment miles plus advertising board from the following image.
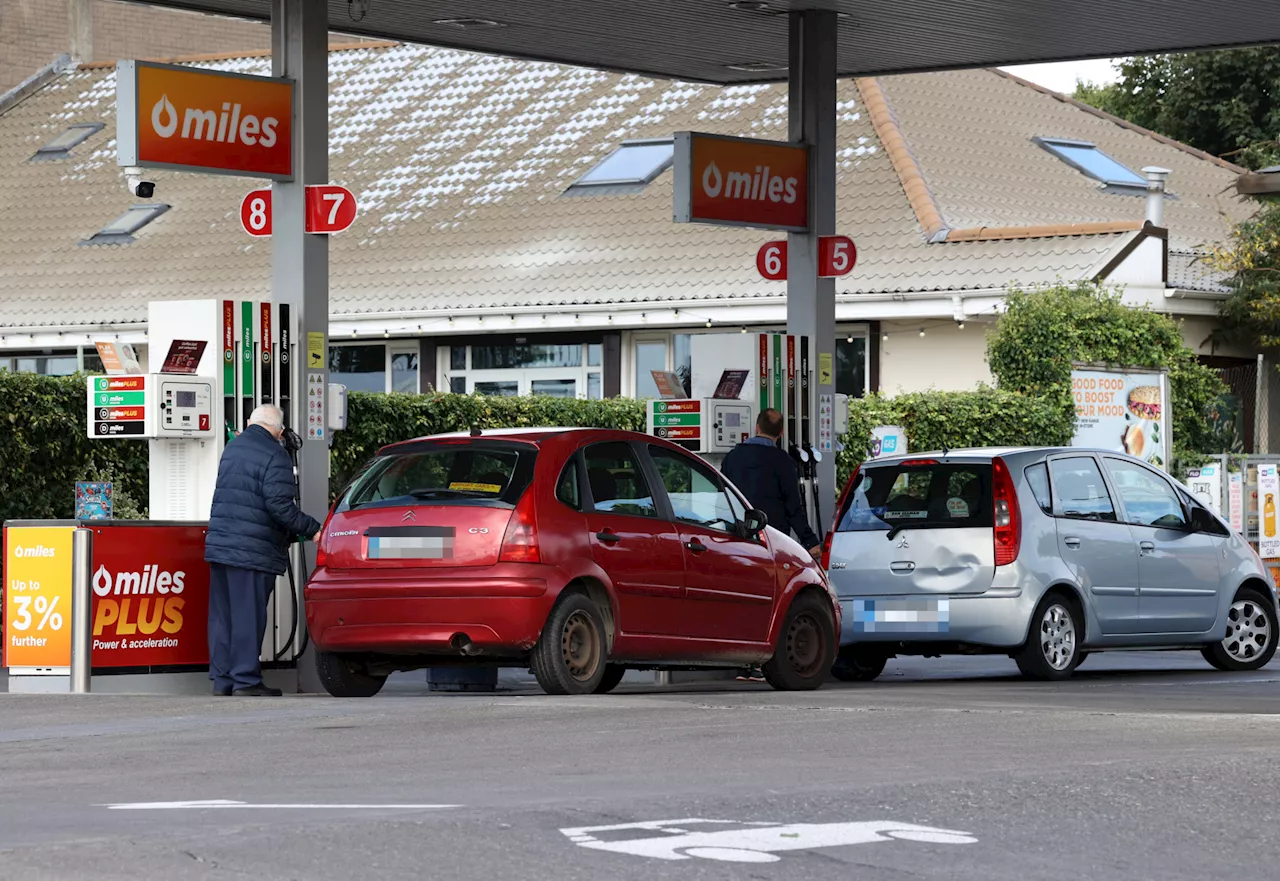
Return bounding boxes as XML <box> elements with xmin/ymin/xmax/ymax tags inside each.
<box><xmin>1070</xmin><ymin>368</ymin><xmax>1171</xmax><ymax>470</ymax></box>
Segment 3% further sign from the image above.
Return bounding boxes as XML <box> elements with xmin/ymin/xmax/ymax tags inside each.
<box><xmin>3</xmin><ymin>526</ymin><xmax>74</xmax><ymax>669</ymax></box>
<box><xmin>240</xmin><ymin>185</ymin><xmax>358</xmax><ymax>237</ymax></box>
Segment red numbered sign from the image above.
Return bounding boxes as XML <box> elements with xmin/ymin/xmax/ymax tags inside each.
<box><xmin>756</xmin><ymin>241</ymin><xmax>788</xmax><ymax>281</ymax></box>
<box><xmin>240</xmin><ymin>189</ymin><xmax>272</xmax><ymax>237</ymax></box>
<box><xmin>305</xmin><ymin>185</ymin><xmax>357</xmax><ymax>235</ymax></box>
<box><xmin>818</xmin><ymin>235</ymin><xmax>857</xmax><ymax>277</ymax></box>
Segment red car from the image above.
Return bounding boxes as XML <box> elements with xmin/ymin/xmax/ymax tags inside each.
<box><xmin>305</xmin><ymin>428</ymin><xmax>840</xmax><ymax>696</ymax></box>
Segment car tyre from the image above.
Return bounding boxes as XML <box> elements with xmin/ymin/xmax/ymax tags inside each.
<box><xmin>831</xmin><ymin>647</ymin><xmax>888</xmax><ymax>682</ymax></box>
<box><xmin>1015</xmin><ymin>593</ymin><xmax>1082</xmax><ymax>681</ymax></box>
<box><xmin>1201</xmin><ymin>587</ymin><xmax>1278</xmax><ymax>672</ymax></box>
<box><xmin>763</xmin><ymin>592</ymin><xmax>837</xmax><ymax>691</ymax></box>
<box><xmin>594</xmin><ymin>663</ymin><xmax>627</xmax><ymax>694</ymax></box>
<box><xmin>531</xmin><ymin>593</ymin><xmax>608</xmax><ymax>695</ymax></box>
<box><xmin>315</xmin><ymin>650</ymin><xmax>387</xmax><ymax>698</ymax></box>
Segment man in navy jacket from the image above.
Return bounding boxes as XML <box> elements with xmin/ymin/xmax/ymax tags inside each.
<box><xmin>205</xmin><ymin>405</ymin><xmax>323</xmax><ymax>696</ymax></box>
<box><xmin>720</xmin><ymin>408</ymin><xmax>822</xmax><ymax>558</ymax></box>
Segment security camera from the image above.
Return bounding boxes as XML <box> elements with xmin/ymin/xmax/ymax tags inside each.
<box><xmin>123</xmin><ymin>167</ymin><xmax>155</xmax><ymax>199</ymax></box>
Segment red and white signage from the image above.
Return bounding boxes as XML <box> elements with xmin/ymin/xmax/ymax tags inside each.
<box><xmin>241</xmin><ymin>189</ymin><xmax>271</xmax><ymax>237</ymax></box>
<box><xmin>755</xmin><ymin>236</ymin><xmax>858</xmax><ymax>280</ymax></box>
<box><xmin>304</xmin><ymin>185</ymin><xmax>358</xmax><ymax>234</ymax></box>
<box><xmin>239</xmin><ymin>186</ymin><xmax>358</xmax><ymax>236</ymax></box>
<box><xmin>819</xmin><ymin>235</ymin><xmax>857</xmax><ymax>277</ymax></box>
<box><xmin>116</xmin><ymin>60</ymin><xmax>293</xmax><ymax>179</ymax></box>
<box><xmin>675</xmin><ymin>131</ymin><xmax>809</xmax><ymax>232</ymax></box>
<box><xmin>89</xmin><ymin>524</ymin><xmax>210</xmax><ymax>668</ymax></box>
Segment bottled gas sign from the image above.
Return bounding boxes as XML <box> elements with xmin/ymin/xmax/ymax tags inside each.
<box><xmin>673</xmin><ymin>132</ymin><xmax>809</xmax><ymax>232</ymax></box>
<box><xmin>116</xmin><ymin>60</ymin><xmax>294</xmax><ymax>179</ymax></box>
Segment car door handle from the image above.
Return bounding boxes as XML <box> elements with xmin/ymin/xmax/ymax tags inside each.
<box><xmin>595</xmin><ymin>530</ymin><xmax>622</xmax><ymax>544</ymax></box>
<box><xmin>685</xmin><ymin>539</ymin><xmax>708</xmax><ymax>554</ymax></box>
<box><xmin>1139</xmin><ymin>540</ymin><xmax>1156</xmax><ymax>554</ymax></box>
<box><xmin>1063</xmin><ymin>536</ymin><xmax>1082</xmax><ymax>549</ymax></box>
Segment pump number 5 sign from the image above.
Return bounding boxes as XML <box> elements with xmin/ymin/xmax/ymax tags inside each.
<box><xmin>239</xmin><ymin>185</ymin><xmax>358</xmax><ymax>237</ymax></box>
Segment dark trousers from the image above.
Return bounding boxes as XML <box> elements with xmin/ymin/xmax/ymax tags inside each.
<box><xmin>208</xmin><ymin>563</ymin><xmax>275</xmax><ymax>691</ymax></box>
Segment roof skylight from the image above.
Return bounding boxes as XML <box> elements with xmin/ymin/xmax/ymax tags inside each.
<box><xmin>81</xmin><ymin>204</ymin><xmax>170</xmax><ymax>245</ymax></box>
<box><xmin>1034</xmin><ymin>137</ymin><xmax>1147</xmax><ymax>190</ymax></box>
<box><xmin>563</xmin><ymin>138</ymin><xmax>674</xmax><ymax>197</ymax></box>
<box><xmin>31</xmin><ymin>123</ymin><xmax>103</xmax><ymax>161</ymax></box>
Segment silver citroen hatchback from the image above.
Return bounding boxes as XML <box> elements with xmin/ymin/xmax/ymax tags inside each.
<box><xmin>822</xmin><ymin>448</ymin><xmax>1278</xmax><ymax>681</ymax></box>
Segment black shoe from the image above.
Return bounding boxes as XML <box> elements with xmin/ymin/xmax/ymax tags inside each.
<box><xmin>213</xmin><ymin>685</ymin><xmax>233</xmax><ymax>696</ymax></box>
<box><xmin>232</xmin><ymin>684</ymin><xmax>283</xmax><ymax>697</ymax></box>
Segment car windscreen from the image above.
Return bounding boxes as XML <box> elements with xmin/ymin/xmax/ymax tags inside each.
<box><xmin>835</xmin><ymin>461</ymin><xmax>994</xmax><ymax>533</ymax></box>
<box><xmin>339</xmin><ymin>442</ymin><xmax>536</xmax><ymax>511</ymax></box>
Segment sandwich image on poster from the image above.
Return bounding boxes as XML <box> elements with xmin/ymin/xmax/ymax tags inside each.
<box><xmin>1070</xmin><ymin>367</ymin><xmax>1170</xmax><ymax>470</ymax></box>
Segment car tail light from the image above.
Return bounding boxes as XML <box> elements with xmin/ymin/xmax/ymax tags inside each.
<box><xmin>499</xmin><ymin>494</ymin><xmax>541</xmax><ymax>564</ymax></box>
<box><xmin>314</xmin><ymin>542</ymin><xmax>327</xmax><ymax>568</ymax></box>
<box><xmin>820</xmin><ymin>531</ymin><xmax>833</xmax><ymax>570</ymax></box>
<box><xmin>900</xmin><ymin>458</ymin><xmax>939</xmax><ymax>467</ymax></box>
<box><xmin>992</xmin><ymin>456</ymin><xmax>1020</xmax><ymax>567</ymax></box>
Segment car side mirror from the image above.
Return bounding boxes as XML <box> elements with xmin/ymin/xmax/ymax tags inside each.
<box><xmin>742</xmin><ymin>509</ymin><xmax>768</xmax><ymax>535</ymax></box>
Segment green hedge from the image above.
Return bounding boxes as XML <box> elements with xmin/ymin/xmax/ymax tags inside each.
<box><xmin>835</xmin><ymin>388</ymin><xmax>1075</xmax><ymax>488</ymax></box>
<box><xmin>0</xmin><ymin>372</ymin><xmax>149</xmax><ymax>525</ymax></box>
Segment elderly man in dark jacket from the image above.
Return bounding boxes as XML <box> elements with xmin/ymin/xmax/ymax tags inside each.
<box><xmin>205</xmin><ymin>405</ymin><xmax>322</xmax><ymax>696</ymax></box>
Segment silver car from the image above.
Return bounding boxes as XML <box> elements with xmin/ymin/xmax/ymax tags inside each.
<box><xmin>824</xmin><ymin>447</ymin><xmax>1279</xmax><ymax>681</ymax></box>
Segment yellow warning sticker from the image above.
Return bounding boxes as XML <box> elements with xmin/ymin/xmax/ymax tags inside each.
<box><xmin>449</xmin><ymin>482</ymin><xmax>502</xmax><ymax>494</ymax></box>
<box><xmin>818</xmin><ymin>352</ymin><xmax>833</xmax><ymax>385</ymax></box>
<box><xmin>307</xmin><ymin>331</ymin><xmax>325</xmax><ymax>369</ymax></box>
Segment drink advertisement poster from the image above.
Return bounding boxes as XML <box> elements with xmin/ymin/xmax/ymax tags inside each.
<box><xmin>1070</xmin><ymin>367</ymin><xmax>1171</xmax><ymax>470</ymax></box>
<box><xmin>1258</xmin><ymin>464</ymin><xmax>1280</xmax><ymax>560</ymax></box>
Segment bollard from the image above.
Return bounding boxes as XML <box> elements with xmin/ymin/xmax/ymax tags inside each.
<box><xmin>70</xmin><ymin>528</ymin><xmax>93</xmax><ymax>694</ymax></box>
<box><xmin>655</xmin><ymin>671</ymin><xmax>671</xmax><ymax>687</ymax></box>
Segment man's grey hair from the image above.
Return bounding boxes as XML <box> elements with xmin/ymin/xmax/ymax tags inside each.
<box><xmin>248</xmin><ymin>405</ymin><xmax>285</xmax><ymax>430</ymax></box>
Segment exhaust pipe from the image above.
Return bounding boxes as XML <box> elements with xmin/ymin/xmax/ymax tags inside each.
<box><xmin>450</xmin><ymin>633</ymin><xmax>483</xmax><ymax>656</ymax></box>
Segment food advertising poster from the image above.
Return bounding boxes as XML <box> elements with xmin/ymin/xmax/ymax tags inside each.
<box><xmin>1070</xmin><ymin>367</ymin><xmax>1171</xmax><ymax>470</ymax></box>
<box><xmin>1258</xmin><ymin>464</ymin><xmax>1279</xmax><ymax>560</ymax></box>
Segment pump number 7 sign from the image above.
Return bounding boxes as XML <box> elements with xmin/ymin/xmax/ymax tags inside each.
<box><xmin>239</xmin><ymin>185</ymin><xmax>358</xmax><ymax>237</ymax></box>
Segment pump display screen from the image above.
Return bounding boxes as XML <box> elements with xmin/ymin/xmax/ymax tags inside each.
<box><xmin>175</xmin><ymin>391</ymin><xmax>196</xmax><ymax>408</ymax></box>
<box><xmin>723</xmin><ymin>412</ymin><xmax>741</xmax><ymax>428</ymax></box>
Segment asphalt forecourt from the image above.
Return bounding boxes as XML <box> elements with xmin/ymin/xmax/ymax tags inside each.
<box><xmin>1</xmin><ymin>653</ymin><xmax>1278</xmax><ymax>880</ymax></box>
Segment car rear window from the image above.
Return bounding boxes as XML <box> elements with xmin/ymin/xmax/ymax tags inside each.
<box><xmin>340</xmin><ymin>442</ymin><xmax>536</xmax><ymax>511</ymax></box>
<box><xmin>835</xmin><ymin>461</ymin><xmax>993</xmax><ymax>533</ymax></box>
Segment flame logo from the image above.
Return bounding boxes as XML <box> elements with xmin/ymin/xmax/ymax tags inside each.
<box><xmin>701</xmin><ymin>161</ymin><xmax>723</xmax><ymax>198</ymax></box>
<box><xmin>92</xmin><ymin>565</ymin><xmax>113</xmax><ymax>597</ymax></box>
<box><xmin>151</xmin><ymin>94</ymin><xmax>178</xmax><ymax>138</ymax></box>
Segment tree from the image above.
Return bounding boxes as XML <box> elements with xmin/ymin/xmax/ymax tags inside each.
<box><xmin>987</xmin><ymin>281</ymin><xmax>1231</xmax><ymax>470</ymax></box>
<box><xmin>1206</xmin><ymin>203</ymin><xmax>1280</xmax><ymax>352</ymax></box>
<box><xmin>1072</xmin><ymin>50</ymin><xmax>1280</xmax><ymax>170</ymax></box>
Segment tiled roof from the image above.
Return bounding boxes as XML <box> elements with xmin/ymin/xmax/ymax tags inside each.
<box><xmin>1169</xmin><ymin>250</ymin><xmax>1232</xmax><ymax>294</ymax></box>
<box><xmin>0</xmin><ymin>43</ymin><xmax>1251</xmax><ymax>330</ymax></box>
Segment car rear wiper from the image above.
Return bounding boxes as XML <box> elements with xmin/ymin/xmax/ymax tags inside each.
<box><xmin>886</xmin><ymin>523</ymin><xmax>911</xmax><ymax>541</ymax></box>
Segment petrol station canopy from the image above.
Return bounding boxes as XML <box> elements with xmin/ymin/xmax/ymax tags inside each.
<box><xmin>128</xmin><ymin>0</ymin><xmax>1280</xmax><ymax>85</ymax></box>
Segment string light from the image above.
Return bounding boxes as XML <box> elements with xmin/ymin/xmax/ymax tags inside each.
<box><xmin>705</xmin><ymin>319</ymin><xmax>712</xmax><ymax>328</ymax></box>
<box><xmin>918</xmin><ymin>328</ymin><xmax>926</xmax><ymax>337</ymax></box>
<box><xmin>882</xmin><ymin>333</ymin><xmax>889</xmax><ymax>342</ymax></box>
<box><xmin>846</xmin><ymin>334</ymin><xmax>854</xmax><ymax>343</ymax></box>
<box><xmin>957</xmin><ymin>321</ymin><xmax>965</xmax><ymax>330</ymax></box>
<box><xmin>740</xmin><ymin>326</ymin><xmax>747</xmax><ymax>333</ymax></box>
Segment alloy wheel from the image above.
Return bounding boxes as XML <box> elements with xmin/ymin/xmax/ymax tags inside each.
<box><xmin>561</xmin><ymin>611</ymin><xmax>601</xmax><ymax>682</ymax></box>
<box><xmin>1222</xmin><ymin>599</ymin><xmax>1272</xmax><ymax>664</ymax></box>
<box><xmin>1039</xmin><ymin>604</ymin><xmax>1076</xmax><ymax>671</ymax></box>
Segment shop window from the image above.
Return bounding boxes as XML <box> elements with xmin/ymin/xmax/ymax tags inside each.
<box><xmin>634</xmin><ymin>340</ymin><xmax>668</xmax><ymax>399</ymax></box>
<box><xmin>471</xmin><ymin>344</ymin><xmax>582</xmax><ymax>370</ymax></box>
<box><xmin>450</xmin><ymin>346</ymin><xmax>467</xmax><ymax>371</ymax></box>
<box><xmin>329</xmin><ymin>344</ymin><xmax>387</xmax><ymax>393</ymax></box>
<box><xmin>587</xmin><ymin>373</ymin><xmax>602</xmax><ymax>400</ymax></box>
<box><xmin>391</xmin><ymin>350</ymin><xmax>419</xmax><ymax>393</ymax></box>
<box><xmin>836</xmin><ymin>335</ymin><xmax>868</xmax><ymax>399</ymax></box>
<box><xmin>1</xmin><ymin>351</ymin><xmax>80</xmax><ymax>375</ymax></box>
<box><xmin>449</xmin><ymin>376</ymin><xmax>467</xmax><ymax>394</ymax></box>
<box><xmin>475</xmin><ymin>380</ymin><xmax>520</xmax><ymax>397</ymax></box>
<box><xmin>588</xmin><ymin>343</ymin><xmax>602</xmax><ymax>367</ymax></box>
<box><xmin>531</xmin><ymin>378</ymin><xmax>577</xmax><ymax>398</ymax></box>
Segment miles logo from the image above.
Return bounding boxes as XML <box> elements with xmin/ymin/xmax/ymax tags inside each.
<box><xmin>151</xmin><ymin>95</ymin><xmax>280</xmax><ymax>148</ymax></box>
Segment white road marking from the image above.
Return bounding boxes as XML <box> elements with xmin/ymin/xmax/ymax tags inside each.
<box><xmin>100</xmin><ymin>800</ymin><xmax>458</xmax><ymax>810</ymax></box>
<box><xmin>559</xmin><ymin>817</ymin><xmax>977</xmax><ymax>862</ymax></box>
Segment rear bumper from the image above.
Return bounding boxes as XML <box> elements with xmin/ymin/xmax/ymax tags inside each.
<box><xmin>838</xmin><ymin>589</ymin><xmax>1033</xmax><ymax>649</ymax></box>
<box><xmin>305</xmin><ymin>566</ymin><xmax>556</xmax><ymax>655</ymax></box>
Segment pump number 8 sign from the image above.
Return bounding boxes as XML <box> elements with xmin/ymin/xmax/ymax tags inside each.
<box><xmin>241</xmin><ymin>189</ymin><xmax>272</xmax><ymax>237</ymax></box>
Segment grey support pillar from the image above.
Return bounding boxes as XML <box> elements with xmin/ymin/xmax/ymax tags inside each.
<box><xmin>787</xmin><ymin>10</ymin><xmax>838</xmax><ymax>532</ymax></box>
<box><xmin>272</xmin><ymin>0</ymin><xmax>328</xmax><ymax>692</ymax></box>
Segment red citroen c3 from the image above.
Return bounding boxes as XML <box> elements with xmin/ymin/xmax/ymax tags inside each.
<box><xmin>305</xmin><ymin>428</ymin><xmax>839</xmax><ymax>696</ymax></box>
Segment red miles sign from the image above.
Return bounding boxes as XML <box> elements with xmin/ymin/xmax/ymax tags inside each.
<box><xmin>674</xmin><ymin>132</ymin><xmax>809</xmax><ymax>232</ymax></box>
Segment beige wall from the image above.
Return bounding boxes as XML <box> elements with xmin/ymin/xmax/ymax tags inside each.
<box><xmin>0</xmin><ymin>0</ymin><xmax>70</xmax><ymax>94</ymax></box>
<box><xmin>877</xmin><ymin>320</ymin><xmax>993</xmax><ymax>394</ymax></box>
